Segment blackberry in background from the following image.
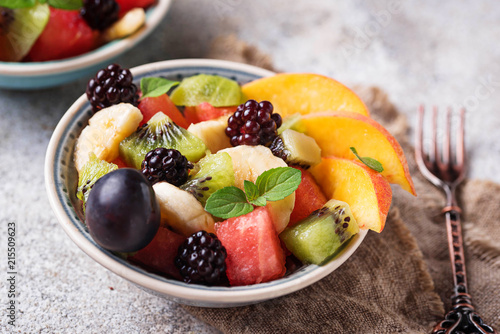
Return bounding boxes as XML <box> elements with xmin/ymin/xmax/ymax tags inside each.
<box><xmin>0</xmin><ymin>8</ymin><xmax>14</xmax><ymax>31</ymax></box>
<box><xmin>80</xmin><ymin>0</ymin><xmax>120</xmax><ymax>31</ymax></box>
<box><xmin>86</xmin><ymin>64</ymin><xmax>139</xmax><ymax>113</ymax></box>
<box><xmin>225</xmin><ymin>100</ymin><xmax>282</xmax><ymax>147</ymax></box>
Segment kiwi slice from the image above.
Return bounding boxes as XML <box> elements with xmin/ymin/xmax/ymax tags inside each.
<box><xmin>170</xmin><ymin>74</ymin><xmax>243</xmax><ymax>107</ymax></box>
<box><xmin>269</xmin><ymin>129</ymin><xmax>322</xmax><ymax>169</ymax></box>
<box><xmin>180</xmin><ymin>151</ymin><xmax>234</xmax><ymax>207</ymax></box>
<box><xmin>280</xmin><ymin>199</ymin><xmax>359</xmax><ymax>265</ymax></box>
<box><xmin>119</xmin><ymin>112</ymin><xmax>207</xmax><ymax>169</ymax></box>
<box><xmin>278</xmin><ymin>113</ymin><xmax>307</xmax><ymax>135</ymax></box>
<box><xmin>76</xmin><ymin>153</ymin><xmax>118</xmax><ymax>209</ymax></box>
<box><xmin>0</xmin><ymin>3</ymin><xmax>49</xmax><ymax>62</ymax></box>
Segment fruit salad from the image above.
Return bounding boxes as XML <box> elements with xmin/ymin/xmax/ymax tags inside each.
<box><xmin>0</xmin><ymin>0</ymin><xmax>154</xmax><ymax>62</ymax></box>
<box><xmin>74</xmin><ymin>64</ymin><xmax>416</xmax><ymax>287</ymax></box>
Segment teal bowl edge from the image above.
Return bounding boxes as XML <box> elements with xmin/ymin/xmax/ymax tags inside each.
<box><xmin>0</xmin><ymin>59</ymin><xmax>118</xmax><ymax>90</ymax></box>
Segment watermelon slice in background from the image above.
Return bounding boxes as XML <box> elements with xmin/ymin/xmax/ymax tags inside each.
<box><xmin>216</xmin><ymin>207</ymin><xmax>286</xmax><ymax>286</ymax></box>
<box><xmin>26</xmin><ymin>8</ymin><xmax>99</xmax><ymax>62</ymax></box>
<box><xmin>116</xmin><ymin>0</ymin><xmax>156</xmax><ymax>16</ymax></box>
<box><xmin>288</xmin><ymin>167</ymin><xmax>328</xmax><ymax>226</ymax></box>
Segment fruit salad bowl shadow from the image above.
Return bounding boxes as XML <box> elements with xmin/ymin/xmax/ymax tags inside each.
<box><xmin>45</xmin><ymin>59</ymin><xmax>368</xmax><ymax>307</ymax></box>
<box><xmin>0</xmin><ymin>0</ymin><xmax>172</xmax><ymax>90</ymax></box>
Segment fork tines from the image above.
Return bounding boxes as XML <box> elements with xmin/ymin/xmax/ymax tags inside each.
<box><xmin>415</xmin><ymin>106</ymin><xmax>466</xmax><ymax>187</ymax></box>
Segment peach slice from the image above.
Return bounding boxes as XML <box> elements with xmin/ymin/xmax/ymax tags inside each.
<box><xmin>301</xmin><ymin>111</ymin><xmax>416</xmax><ymax>196</ymax></box>
<box><xmin>310</xmin><ymin>157</ymin><xmax>392</xmax><ymax>233</ymax></box>
<box><xmin>241</xmin><ymin>73</ymin><xmax>369</xmax><ymax>118</ymax></box>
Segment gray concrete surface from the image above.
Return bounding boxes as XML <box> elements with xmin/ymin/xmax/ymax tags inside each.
<box><xmin>1</xmin><ymin>0</ymin><xmax>499</xmax><ymax>332</ymax></box>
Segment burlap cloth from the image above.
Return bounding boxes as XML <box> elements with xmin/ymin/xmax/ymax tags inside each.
<box><xmin>182</xmin><ymin>36</ymin><xmax>500</xmax><ymax>333</ymax></box>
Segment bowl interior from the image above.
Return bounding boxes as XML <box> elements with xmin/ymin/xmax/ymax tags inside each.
<box><xmin>45</xmin><ymin>59</ymin><xmax>367</xmax><ymax>307</ymax></box>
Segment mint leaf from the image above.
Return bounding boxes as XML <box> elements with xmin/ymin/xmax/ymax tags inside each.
<box><xmin>205</xmin><ymin>187</ymin><xmax>253</xmax><ymax>219</ymax></box>
<box><xmin>0</xmin><ymin>0</ymin><xmax>36</xmax><ymax>8</ymax></box>
<box><xmin>350</xmin><ymin>147</ymin><xmax>384</xmax><ymax>173</ymax></box>
<box><xmin>249</xmin><ymin>196</ymin><xmax>266</xmax><ymax>207</ymax></box>
<box><xmin>48</xmin><ymin>0</ymin><xmax>82</xmax><ymax>9</ymax></box>
<box><xmin>244</xmin><ymin>180</ymin><xmax>259</xmax><ymax>201</ymax></box>
<box><xmin>243</xmin><ymin>181</ymin><xmax>266</xmax><ymax>206</ymax></box>
<box><xmin>255</xmin><ymin>167</ymin><xmax>301</xmax><ymax>202</ymax></box>
<box><xmin>140</xmin><ymin>77</ymin><xmax>180</xmax><ymax>99</ymax></box>
<box><xmin>205</xmin><ymin>167</ymin><xmax>301</xmax><ymax>219</ymax></box>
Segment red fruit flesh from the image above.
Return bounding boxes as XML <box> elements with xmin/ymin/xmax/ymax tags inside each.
<box><xmin>111</xmin><ymin>156</ymin><xmax>128</xmax><ymax>168</ymax></box>
<box><xmin>128</xmin><ymin>226</ymin><xmax>184</xmax><ymax>280</ymax></box>
<box><xmin>288</xmin><ymin>167</ymin><xmax>328</xmax><ymax>226</ymax></box>
<box><xmin>183</xmin><ymin>102</ymin><xmax>237</xmax><ymax>125</ymax></box>
<box><xmin>138</xmin><ymin>95</ymin><xmax>189</xmax><ymax>128</ymax></box>
<box><xmin>182</xmin><ymin>106</ymin><xmax>200</xmax><ymax>125</ymax></box>
<box><xmin>216</xmin><ymin>207</ymin><xmax>286</xmax><ymax>286</ymax></box>
<box><xmin>26</xmin><ymin>8</ymin><xmax>99</xmax><ymax>62</ymax></box>
<box><xmin>116</xmin><ymin>0</ymin><xmax>156</xmax><ymax>15</ymax></box>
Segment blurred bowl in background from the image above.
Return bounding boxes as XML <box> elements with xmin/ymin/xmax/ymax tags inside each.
<box><xmin>0</xmin><ymin>0</ymin><xmax>172</xmax><ymax>90</ymax></box>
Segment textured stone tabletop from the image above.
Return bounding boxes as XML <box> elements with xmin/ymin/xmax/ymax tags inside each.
<box><xmin>1</xmin><ymin>0</ymin><xmax>499</xmax><ymax>333</ymax></box>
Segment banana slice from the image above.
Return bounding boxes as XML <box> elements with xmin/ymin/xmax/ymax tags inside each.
<box><xmin>102</xmin><ymin>8</ymin><xmax>146</xmax><ymax>42</ymax></box>
<box><xmin>74</xmin><ymin>103</ymin><xmax>143</xmax><ymax>172</ymax></box>
<box><xmin>219</xmin><ymin>145</ymin><xmax>295</xmax><ymax>233</ymax></box>
<box><xmin>153</xmin><ymin>182</ymin><xmax>215</xmax><ymax>236</ymax></box>
<box><xmin>187</xmin><ymin>116</ymin><xmax>231</xmax><ymax>153</ymax></box>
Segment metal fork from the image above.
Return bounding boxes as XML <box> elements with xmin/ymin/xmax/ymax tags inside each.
<box><xmin>415</xmin><ymin>106</ymin><xmax>497</xmax><ymax>334</ymax></box>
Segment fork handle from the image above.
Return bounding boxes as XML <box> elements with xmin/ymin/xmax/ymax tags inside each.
<box><xmin>432</xmin><ymin>209</ymin><xmax>497</xmax><ymax>334</ymax></box>
<box><xmin>444</xmin><ymin>209</ymin><xmax>468</xmax><ymax>294</ymax></box>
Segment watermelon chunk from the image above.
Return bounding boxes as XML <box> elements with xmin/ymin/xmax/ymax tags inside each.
<box><xmin>183</xmin><ymin>102</ymin><xmax>237</xmax><ymax>125</ymax></box>
<box><xmin>26</xmin><ymin>8</ymin><xmax>99</xmax><ymax>62</ymax></box>
<box><xmin>128</xmin><ymin>226</ymin><xmax>185</xmax><ymax>280</ymax></box>
<box><xmin>116</xmin><ymin>0</ymin><xmax>156</xmax><ymax>16</ymax></box>
<box><xmin>288</xmin><ymin>167</ymin><xmax>328</xmax><ymax>226</ymax></box>
<box><xmin>216</xmin><ymin>207</ymin><xmax>286</xmax><ymax>286</ymax></box>
<box><xmin>110</xmin><ymin>156</ymin><xmax>128</xmax><ymax>169</ymax></box>
<box><xmin>138</xmin><ymin>94</ymin><xmax>189</xmax><ymax>128</ymax></box>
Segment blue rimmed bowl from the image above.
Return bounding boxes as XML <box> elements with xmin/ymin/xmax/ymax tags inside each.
<box><xmin>44</xmin><ymin>59</ymin><xmax>368</xmax><ymax>307</ymax></box>
<box><xmin>0</xmin><ymin>0</ymin><xmax>171</xmax><ymax>90</ymax></box>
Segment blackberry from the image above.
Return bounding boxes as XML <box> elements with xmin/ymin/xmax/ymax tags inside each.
<box><xmin>141</xmin><ymin>148</ymin><xmax>193</xmax><ymax>186</ymax></box>
<box><xmin>225</xmin><ymin>100</ymin><xmax>282</xmax><ymax>147</ymax></box>
<box><xmin>80</xmin><ymin>0</ymin><xmax>120</xmax><ymax>31</ymax></box>
<box><xmin>175</xmin><ymin>231</ymin><xmax>227</xmax><ymax>285</ymax></box>
<box><xmin>0</xmin><ymin>8</ymin><xmax>14</xmax><ymax>31</ymax></box>
<box><xmin>86</xmin><ymin>64</ymin><xmax>139</xmax><ymax>113</ymax></box>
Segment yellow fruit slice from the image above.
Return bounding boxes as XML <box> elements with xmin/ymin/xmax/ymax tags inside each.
<box><xmin>301</xmin><ymin>111</ymin><xmax>416</xmax><ymax>196</ymax></box>
<box><xmin>187</xmin><ymin>116</ymin><xmax>231</xmax><ymax>153</ymax></box>
<box><xmin>153</xmin><ymin>182</ymin><xmax>215</xmax><ymax>236</ymax></box>
<box><xmin>310</xmin><ymin>157</ymin><xmax>392</xmax><ymax>233</ymax></box>
<box><xmin>241</xmin><ymin>73</ymin><xmax>369</xmax><ymax>118</ymax></box>
<box><xmin>74</xmin><ymin>103</ymin><xmax>143</xmax><ymax>172</ymax></box>
<box><xmin>102</xmin><ymin>8</ymin><xmax>145</xmax><ymax>42</ymax></box>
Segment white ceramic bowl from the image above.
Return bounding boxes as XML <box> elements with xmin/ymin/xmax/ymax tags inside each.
<box><xmin>44</xmin><ymin>59</ymin><xmax>368</xmax><ymax>307</ymax></box>
<box><xmin>0</xmin><ymin>0</ymin><xmax>172</xmax><ymax>90</ymax></box>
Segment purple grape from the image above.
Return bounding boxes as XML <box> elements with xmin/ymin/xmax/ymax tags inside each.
<box><xmin>85</xmin><ymin>168</ymin><xmax>160</xmax><ymax>252</ymax></box>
